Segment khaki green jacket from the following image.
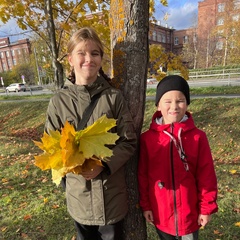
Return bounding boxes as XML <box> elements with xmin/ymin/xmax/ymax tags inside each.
<box><xmin>45</xmin><ymin>76</ymin><xmax>137</xmax><ymax>225</ymax></box>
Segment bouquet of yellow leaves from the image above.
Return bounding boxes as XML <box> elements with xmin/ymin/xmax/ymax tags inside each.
<box><xmin>34</xmin><ymin>115</ymin><xmax>119</xmax><ymax>186</ymax></box>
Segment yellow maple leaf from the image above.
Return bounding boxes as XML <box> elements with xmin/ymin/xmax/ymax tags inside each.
<box><xmin>34</xmin><ymin>115</ymin><xmax>119</xmax><ymax>186</ymax></box>
<box><xmin>235</xmin><ymin>222</ymin><xmax>240</xmax><ymax>227</ymax></box>
<box><xmin>229</xmin><ymin>170</ymin><xmax>237</xmax><ymax>174</ymax></box>
<box><xmin>33</xmin><ymin>130</ymin><xmax>62</xmax><ymax>170</ymax></box>
<box><xmin>60</xmin><ymin>121</ymin><xmax>85</xmax><ymax>168</ymax></box>
<box><xmin>75</xmin><ymin>115</ymin><xmax>119</xmax><ymax>159</ymax></box>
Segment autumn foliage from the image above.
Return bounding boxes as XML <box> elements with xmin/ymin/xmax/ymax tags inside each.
<box><xmin>34</xmin><ymin>115</ymin><xmax>119</xmax><ymax>185</ymax></box>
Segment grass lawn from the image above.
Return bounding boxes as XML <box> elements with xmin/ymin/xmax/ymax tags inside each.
<box><xmin>0</xmin><ymin>88</ymin><xmax>239</xmax><ymax>239</ymax></box>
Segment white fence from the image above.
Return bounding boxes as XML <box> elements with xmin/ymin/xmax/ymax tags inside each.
<box><xmin>169</xmin><ymin>68</ymin><xmax>240</xmax><ymax>80</ymax></box>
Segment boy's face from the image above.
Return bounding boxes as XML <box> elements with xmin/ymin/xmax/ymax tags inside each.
<box><xmin>157</xmin><ymin>90</ymin><xmax>188</xmax><ymax>124</ymax></box>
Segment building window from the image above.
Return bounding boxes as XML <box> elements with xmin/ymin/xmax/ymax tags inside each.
<box><xmin>216</xmin><ymin>41</ymin><xmax>223</xmax><ymax>50</ymax></box>
<box><xmin>157</xmin><ymin>32</ymin><xmax>161</xmax><ymax>42</ymax></box>
<box><xmin>18</xmin><ymin>49</ymin><xmax>21</xmax><ymax>55</ymax></box>
<box><xmin>174</xmin><ymin>37</ymin><xmax>179</xmax><ymax>45</ymax></box>
<box><xmin>217</xmin><ymin>17</ymin><xmax>224</xmax><ymax>25</ymax></box>
<box><xmin>0</xmin><ymin>52</ymin><xmax>4</xmax><ymax>58</ymax></box>
<box><xmin>13</xmin><ymin>59</ymin><xmax>17</xmax><ymax>65</ymax></box>
<box><xmin>218</xmin><ymin>3</ymin><xmax>225</xmax><ymax>12</ymax></box>
<box><xmin>167</xmin><ymin>35</ymin><xmax>170</xmax><ymax>43</ymax></box>
<box><xmin>153</xmin><ymin>31</ymin><xmax>157</xmax><ymax>41</ymax></box>
<box><xmin>232</xmin><ymin>14</ymin><xmax>239</xmax><ymax>21</ymax></box>
<box><xmin>7</xmin><ymin>59</ymin><xmax>12</xmax><ymax>68</ymax></box>
<box><xmin>11</xmin><ymin>49</ymin><xmax>15</xmax><ymax>56</ymax></box>
<box><xmin>234</xmin><ymin>0</ymin><xmax>240</xmax><ymax>10</ymax></box>
<box><xmin>2</xmin><ymin>63</ymin><xmax>7</xmax><ymax>71</ymax></box>
<box><xmin>162</xmin><ymin>34</ymin><xmax>166</xmax><ymax>43</ymax></box>
<box><xmin>6</xmin><ymin>51</ymin><xmax>9</xmax><ymax>57</ymax></box>
<box><xmin>183</xmin><ymin>36</ymin><xmax>188</xmax><ymax>44</ymax></box>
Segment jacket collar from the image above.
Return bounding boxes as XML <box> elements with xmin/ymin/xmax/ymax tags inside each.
<box><xmin>150</xmin><ymin>111</ymin><xmax>196</xmax><ymax>133</ymax></box>
<box><xmin>63</xmin><ymin>76</ymin><xmax>111</xmax><ymax>97</ymax></box>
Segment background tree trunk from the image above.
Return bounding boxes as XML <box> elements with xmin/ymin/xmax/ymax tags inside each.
<box><xmin>44</xmin><ymin>0</ymin><xmax>64</xmax><ymax>88</ymax></box>
<box><xmin>110</xmin><ymin>1</ymin><xmax>149</xmax><ymax>239</ymax></box>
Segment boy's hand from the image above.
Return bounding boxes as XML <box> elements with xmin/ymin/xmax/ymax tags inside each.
<box><xmin>198</xmin><ymin>214</ymin><xmax>212</xmax><ymax>226</ymax></box>
<box><xmin>143</xmin><ymin>210</ymin><xmax>154</xmax><ymax>224</ymax></box>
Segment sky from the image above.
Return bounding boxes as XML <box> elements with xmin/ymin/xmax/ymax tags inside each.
<box><xmin>0</xmin><ymin>0</ymin><xmax>202</xmax><ymax>41</ymax></box>
<box><xmin>0</xmin><ymin>19</ymin><xmax>26</xmax><ymax>42</ymax></box>
<box><xmin>154</xmin><ymin>0</ymin><xmax>201</xmax><ymax>29</ymax></box>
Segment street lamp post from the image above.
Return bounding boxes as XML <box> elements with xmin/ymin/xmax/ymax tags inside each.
<box><xmin>34</xmin><ymin>48</ymin><xmax>42</xmax><ymax>85</ymax></box>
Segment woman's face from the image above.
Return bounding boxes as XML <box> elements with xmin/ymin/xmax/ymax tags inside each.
<box><xmin>68</xmin><ymin>40</ymin><xmax>102</xmax><ymax>85</ymax></box>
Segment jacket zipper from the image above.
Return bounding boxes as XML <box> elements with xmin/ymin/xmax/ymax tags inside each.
<box><xmin>170</xmin><ymin>123</ymin><xmax>179</xmax><ymax>239</ymax></box>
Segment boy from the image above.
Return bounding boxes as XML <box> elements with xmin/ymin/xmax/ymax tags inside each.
<box><xmin>138</xmin><ymin>75</ymin><xmax>218</xmax><ymax>240</ymax></box>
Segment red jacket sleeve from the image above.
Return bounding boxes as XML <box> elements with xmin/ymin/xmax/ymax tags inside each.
<box><xmin>196</xmin><ymin>132</ymin><xmax>218</xmax><ymax>215</ymax></box>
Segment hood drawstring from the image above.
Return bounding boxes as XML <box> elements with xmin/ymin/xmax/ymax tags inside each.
<box><xmin>163</xmin><ymin>128</ymin><xmax>189</xmax><ymax>171</ymax></box>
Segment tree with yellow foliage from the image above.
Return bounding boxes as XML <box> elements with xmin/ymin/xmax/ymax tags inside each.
<box><xmin>149</xmin><ymin>44</ymin><xmax>189</xmax><ymax>80</ymax></box>
<box><xmin>0</xmin><ymin>0</ymin><xmax>110</xmax><ymax>88</ymax></box>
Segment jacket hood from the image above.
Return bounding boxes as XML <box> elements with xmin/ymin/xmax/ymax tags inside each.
<box><xmin>150</xmin><ymin>111</ymin><xmax>196</xmax><ymax>133</ymax></box>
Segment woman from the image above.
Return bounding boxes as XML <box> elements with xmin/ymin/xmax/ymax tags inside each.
<box><xmin>45</xmin><ymin>27</ymin><xmax>137</xmax><ymax>240</ymax></box>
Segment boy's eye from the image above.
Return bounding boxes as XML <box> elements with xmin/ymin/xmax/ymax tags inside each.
<box><xmin>92</xmin><ymin>52</ymin><xmax>100</xmax><ymax>56</ymax></box>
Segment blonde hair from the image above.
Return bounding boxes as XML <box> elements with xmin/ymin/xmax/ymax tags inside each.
<box><xmin>67</xmin><ymin>27</ymin><xmax>104</xmax><ymax>57</ymax></box>
<box><xmin>67</xmin><ymin>27</ymin><xmax>111</xmax><ymax>84</ymax></box>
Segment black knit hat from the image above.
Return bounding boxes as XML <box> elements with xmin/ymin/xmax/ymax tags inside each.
<box><xmin>155</xmin><ymin>75</ymin><xmax>190</xmax><ymax>106</ymax></box>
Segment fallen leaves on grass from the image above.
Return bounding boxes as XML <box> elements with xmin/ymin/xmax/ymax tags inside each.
<box><xmin>23</xmin><ymin>214</ymin><xmax>32</xmax><ymax>220</ymax></box>
<box><xmin>34</xmin><ymin>115</ymin><xmax>119</xmax><ymax>186</ymax></box>
<box><xmin>229</xmin><ymin>169</ymin><xmax>237</xmax><ymax>174</ymax></box>
<box><xmin>235</xmin><ymin>222</ymin><xmax>240</xmax><ymax>227</ymax></box>
<box><xmin>11</xmin><ymin>127</ymin><xmax>42</xmax><ymax>140</ymax></box>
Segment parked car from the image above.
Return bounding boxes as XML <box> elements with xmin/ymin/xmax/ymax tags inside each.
<box><xmin>147</xmin><ymin>78</ymin><xmax>156</xmax><ymax>84</ymax></box>
<box><xmin>6</xmin><ymin>83</ymin><xmax>26</xmax><ymax>92</ymax></box>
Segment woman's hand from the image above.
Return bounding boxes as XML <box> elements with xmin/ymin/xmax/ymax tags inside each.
<box><xmin>81</xmin><ymin>165</ymin><xmax>104</xmax><ymax>180</ymax></box>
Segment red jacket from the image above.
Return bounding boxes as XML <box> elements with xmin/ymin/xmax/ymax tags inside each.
<box><xmin>138</xmin><ymin>111</ymin><xmax>218</xmax><ymax>236</ymax></box>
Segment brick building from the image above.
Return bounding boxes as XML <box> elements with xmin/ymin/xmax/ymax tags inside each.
<box><xmin>0</xmin><ymin>37</ymin><xmax>31</xmax><ymax>72</ymax></box>
<box><xmin>149</xmin><ymin>21</ymin><xmax>175</xmax><ymax>52</ymax></box>
<box><xmin>174</xmin><ymin>0</ymin><xmax>240</xmax><ymax>52</ymax></box>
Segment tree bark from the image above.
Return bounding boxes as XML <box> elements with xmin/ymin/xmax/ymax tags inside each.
<box><xmin>44</xmin><ymin>0</ymin><xmax>64</xmax><ymax>88</ymax></box>
<box><xmin>110</xmin><ymin>1</ymin><xmax>149</xmax><ymax>239</ymax></box>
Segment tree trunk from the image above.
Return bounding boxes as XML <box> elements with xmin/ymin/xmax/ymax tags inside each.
<box><xmin>44</xmin><ymin>0</ymin><xmax>64</xmax><ymax>88</ymax></box>
<box><xmin>109</xmin><ymin>1</ymin><xmax>149</xmax><ymax>239</ymax></box>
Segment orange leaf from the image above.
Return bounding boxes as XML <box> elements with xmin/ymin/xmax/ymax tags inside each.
<box><xmin>24</xmin><ymin>215</ymin><xmax>32</xmax><ymax>220</ymax></box>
